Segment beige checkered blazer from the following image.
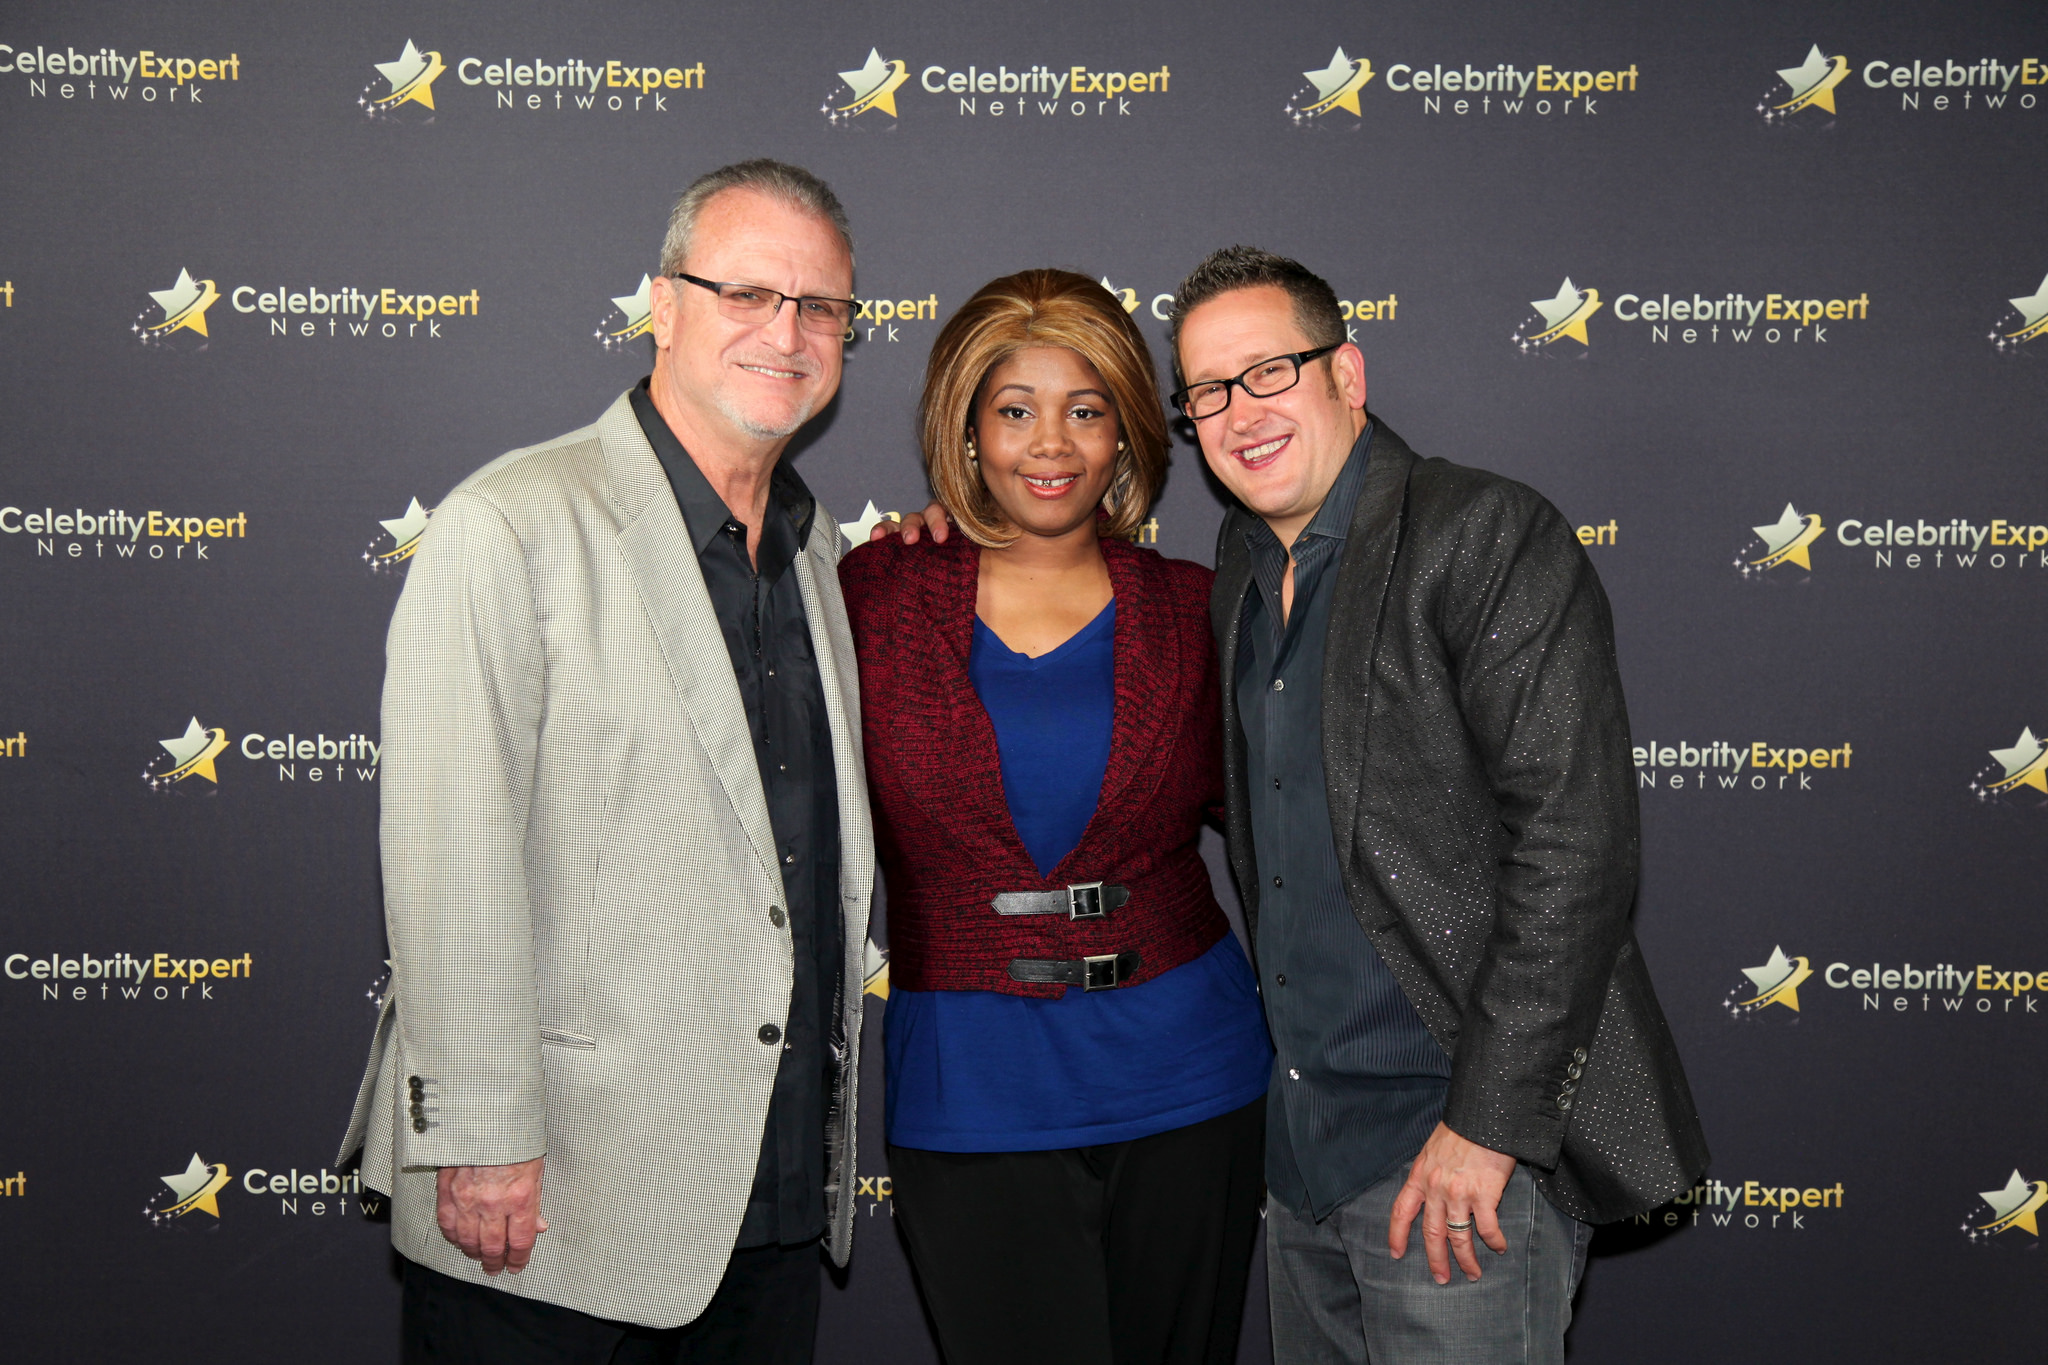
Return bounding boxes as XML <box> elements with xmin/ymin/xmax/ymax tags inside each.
<box><xmin>337</xmin><ymin>391</ymin><xmax>874</xmax><ymax>1327</ymax></box>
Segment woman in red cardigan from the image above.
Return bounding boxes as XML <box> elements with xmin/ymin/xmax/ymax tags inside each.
<box><xmin>839</xmin><ymin>269</ymin><xmax>1272</xmax><ymax>1365</ymax></box>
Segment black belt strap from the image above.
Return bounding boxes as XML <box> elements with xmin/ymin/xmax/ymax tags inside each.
<box><xmin>991</xmin><ymin>882</ymin><xmax>1130</xmax><ymax>920</ymax></box>
<box><xmin>1006</xmin><ymin>951</ymin><xmax>1141</xmax><ymax>991</ymax></box>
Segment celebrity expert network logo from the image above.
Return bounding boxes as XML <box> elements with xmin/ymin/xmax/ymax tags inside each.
<box><xmin>1760</xmin><ymin>44</ymin><xmax>1849</xmax><ymax>123</ymax></box>
<box><xmin>366</xmin><ymin>38</ymin><xmax>702</xmax><ymax>120</ymax></box>
<box><xmin>142</xmin><ymin>714</ymin><xmax>381</xmax><ymax>791</ymax></box>
<box><xmin>1736</xmin><ymin>503</ymin><xmax>1826</xmax><ymax>575</ymax></box>
<box><xmin>1286</xmin><ymin>47</ymin><xmax>1374</xmax><ymax>122</ymax></box>
<box><xmin>146</xmin><ymin>1153</ymin><xmax>230</xmax><ymax>1224</ymax></box>
<box><xmin>1727</xmin><ymin>946</ymin><xmax>1814</xmax><ymax>1015</ymax></box>
<box><xmin>0</xmin><ymin>41</ymin><xmax>242</xmax><ymax>109</ymax></box>
<box><xmin>595</xmin><ymin>274</ymin><xmax>654</xmax><ymax>351</ymax></box>
<box><xmin>822</xmin><ymin>46</ymin><xmax>1169</xmax><ymax>125</ymax></box>
<box><xmin>365</xmin><ymin>498</ymin><xmax>433</xmax><ymax>574</ymax></box>
<box><xmin>1289</xmin><ymin>43</ymin><xmax>1636</xmax><ymax>123</ymax></box>
<box><xmin>362</xmin><ymin>39</ymin><xmax>445</xmax><ymax>115</ymax></box>
<box><xmin>135</xmin><ymin>264</ymin><xmax>481</xmax><ymax>347</ymax></box>
<box><xmin>146</xmin><ymin>717</ymin><xmax>229</xmax><ymax>789</ymax></box>
<box><xmin>1738</xmin><ymin>500</ymin><xmax>2048</xmax><ymax>578</ymax></box>
<box><xmin>824</xmin><ymin>48</ymin><xmax>910</xmax><ymax>123</ymax></box>
<box><xmin>134</xmin><ymin>267</ymin><xmax>219</xmax><ymax>345</ymax></box>
<box><xmin>1972</xmin><ymin>726</ymin><xmax>2048</xmax><ymax>802</ymax></box>
<box><xmin>1655</xmin><ymin>1176</ymin><xmax>1845</xmax><ymax>1233</ymax></box>
<box><xmin>1991</xmin><ymin>270</ymin><xmax>2048</xmax><ymax>352</ymax></box>
<box><xmin>1966</xmin><ymin>1170</ymin><xmax>2047</xmax><ymax>1242</ymax></box>
<box><xmin>1730</xmin><ymin>948</ymin><xmax>2046</xmax><ymax>1022</ymax></box>
<box><xmin>1512</xmin><ymin>278</ymin><xmax>1601</xmax><ymax>351</ymax></box>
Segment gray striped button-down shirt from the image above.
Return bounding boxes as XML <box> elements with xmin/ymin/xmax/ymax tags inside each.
<box><xmin>1234</xmin><ymin>424</ymin><xmax>1451</xmax><ymax>1219</ymax></box>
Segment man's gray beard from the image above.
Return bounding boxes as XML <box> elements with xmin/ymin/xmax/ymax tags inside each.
<box><xmin>714</xmin><ymin>380</ymin><xmax>815</xmax><ymax>441</ymax></box>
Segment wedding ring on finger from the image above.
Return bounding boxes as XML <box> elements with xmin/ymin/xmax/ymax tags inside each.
<box><xmin>1445</xmin><ymin>1218</ymin><xmax>1475</xmax><ymax>1232</ymax></box>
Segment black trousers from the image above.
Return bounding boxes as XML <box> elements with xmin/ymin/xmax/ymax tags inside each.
<box><xmin>888</xmin><ymin>1096</ymin><xmax>1266</xmax><ymax>1365</ymax></box>
<box><xmin>400</xmin><ymin>1240</ymin><xmax>820</xmax><ymax>1365</ymax></box>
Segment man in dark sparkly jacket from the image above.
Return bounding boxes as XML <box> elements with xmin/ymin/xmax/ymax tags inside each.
<box><xmin>1170</xmin><ymin>246</ymin><xmax>1707</xmax><ymax>1365</ymax></box>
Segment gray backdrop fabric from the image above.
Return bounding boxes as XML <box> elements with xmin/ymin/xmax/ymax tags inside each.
<box><xmin>2</xmin><ymin>1</ymin><xmax>2044</xmax><ymax>1360</ymax></box>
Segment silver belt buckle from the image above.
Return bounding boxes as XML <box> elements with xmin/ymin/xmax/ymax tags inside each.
<box><xmin>1082</xmin><ymin>954</ymin><xmax>1122</xmax><ymax>991</ymax></box>
<box><xmin>1067</xmin><ymin>881</ymin><xmax>1107</xmax><ymax>920</ymax></box>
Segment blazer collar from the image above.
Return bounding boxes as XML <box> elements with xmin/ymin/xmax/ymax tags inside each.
<box><xmin>597</xmin><ymin>392</ymin><xmax>782</xmax><ymax>887</ymax></box>
<box><xmin>1321</xmin><ymin>418</ymin><xmax>1417</xmax><ymax>851</ymax></box>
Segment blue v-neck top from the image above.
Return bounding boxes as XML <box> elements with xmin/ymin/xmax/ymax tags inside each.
<box><xmin>883</xmin><ymin>600</ymin><xmax>1272</xmax><ymax>1152</ymax></box>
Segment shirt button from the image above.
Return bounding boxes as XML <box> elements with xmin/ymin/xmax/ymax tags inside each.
<box><xmin>1272</xmin><ymin>678</ymin><xmax>1285</xmax><ymax>692</ymax></box>
<box><xmin>779</xmin><ymin>763</ymin><xmax>787</xmax><ymax>772</ymax></box>
<box><xmin>1273</xmin><ymin>778</ymin><xmax>1281</xmax><ymax>789</ymax></box>
<box><xmin>1272</xmin><ymin>876</ymin><xmax>1283</xmax><ymax>888</ymax></box>
<box><xmin>1275</xmin><ymin>973</ymin><xmax>1287</xmax><ymax>986</ymax></box>
<box><xmin>759</xmin><ymin>1023</ymin><xmax>782</xmax><ymax>1046</ymax></box>
<box><xmin>769</xmin><ymin>906</ymin><xmax>786</xmax><ymax>929</ymax></box>
<box><xmin>767</xmin><ymin>669</ymin><xmax>776</xmax><ymax>677</ymax></box>
<box><xmin>784</xmin><ymin>853</ymin><xmax>796</xmax><ymax>864</ymax></box>
<box><xmin>1288</xmin><ymin>1068</ymin><xmax>1301</xmax><ymax>1081</ymax></box>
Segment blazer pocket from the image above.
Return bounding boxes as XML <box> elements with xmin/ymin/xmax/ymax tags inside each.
<box><xmin>539</xmin><ymin>1027</ymin><xmax>596</xmax><ymax>1050</ymax></box>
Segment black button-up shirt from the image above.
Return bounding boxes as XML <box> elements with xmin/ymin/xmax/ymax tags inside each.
<box><xmin>631</xmin><ymin>382</ymin><xmax>842</xmax><ymax>1248</ymax></box>
<box><xmin>1234</xmin><ymin>423</ymin><xmax>1451</xmax><ymax>1220</ymax></box>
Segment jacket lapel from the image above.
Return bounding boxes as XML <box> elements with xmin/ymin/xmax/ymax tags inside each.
<box><xmin>884</xmin><ymin>541</ymin><xmax>1039</xmax><ymax>871</ymax></box>
<box><xmin>599</xmin><ymin>394</ymin><xmax>781</xmax><ymax>889</ymax></box>
<box><xmin>1322</xmin><ymin>421</ymin><xmax>1416</xmax><ymax>867</ymax></box>
<box><xmin>1074</xmin><ymin>543</ymin><xmax>1178</xmax><ymax>864</ymax></box>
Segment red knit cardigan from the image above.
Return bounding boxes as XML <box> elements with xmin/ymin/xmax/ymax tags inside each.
<box><xmin>838</xmin><ymin>533</ymin><xmax>1230</xmax><ymax>998</ymax></box>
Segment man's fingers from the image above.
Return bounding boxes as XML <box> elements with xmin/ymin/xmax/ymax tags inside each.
<box><xmin>456</xmin><ymin>1207</ymin><xmax>484</xmax><ymax>1260</ymax></box>
<box><xmin>478</xmin><ymin>1211</ymin><xmax>509</xmax><ymax>1275</ymax></box>
<box><xmin>1448</xmin><ymin>1221</ymin><xmax>1483</xmax><ymax>1281</ymax></box>
<box><xmin>505</xmin><ymin>1206</ymin><xmax>539</xmax><ymax>1273</ymax></box>
<box><xmin>1420</xmin><ymin>1189</ymin><xmax>1453</xmax><ymax>1284</ymax></box>
<box><xmin>1475</xmin><ymin>1198</ymin><xmax>1508</xmax><ymax>1256</ymax></box>
<box><xmin>1422</xmin><ymin>1207</ymin><xmax>1452</xmax><ymax>1284</ymax></box>
<box><xmin>1387</xmin><ymin>1181</ymin><xmax>1424</xmax><ymax>1258</ymax></box>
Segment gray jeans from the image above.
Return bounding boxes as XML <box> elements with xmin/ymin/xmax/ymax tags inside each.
<box><xmin>1267</xmin><ymin>1164</ymin><xmax>1591</xmax><ymax>1365</ymax></box>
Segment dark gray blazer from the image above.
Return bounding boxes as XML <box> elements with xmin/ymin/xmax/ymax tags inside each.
<box><xmin>1212</xmin><ymin>420</ymin><xmax>1707</xmax><ymax>1224</ymax></box>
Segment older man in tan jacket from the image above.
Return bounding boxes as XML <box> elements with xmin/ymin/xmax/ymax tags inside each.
<box><xmin>339</xmin><ymin>159</ymin><xmax>874</xmax><ymax>1363</ymax></box>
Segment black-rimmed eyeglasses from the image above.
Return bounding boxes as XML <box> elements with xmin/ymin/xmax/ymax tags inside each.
<box><xmin>1168</xmin><ymin>344</ymin><xmax>1341</xmax><ymax>420</ymax></box>
<box><xmin>671</xmin><ymin>273</ymin><xmax>859</xmax><ymax>336</ymax></box>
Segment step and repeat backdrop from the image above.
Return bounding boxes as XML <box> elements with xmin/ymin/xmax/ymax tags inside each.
<box><xmin>1</xmin><ymin>0</ymin><xmax>2043</xmax><ymax>1359</ymax></box>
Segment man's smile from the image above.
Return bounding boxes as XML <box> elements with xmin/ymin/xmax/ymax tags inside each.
<box><xmin>1233</xmin><ymin>433</ymin><xmax>1290</xmax><ymax>469</ymax></box>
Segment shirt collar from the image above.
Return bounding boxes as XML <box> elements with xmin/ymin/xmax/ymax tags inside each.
<box><xmin>1299</xmin><ymin>419</ymin><xmax>1375</xmax><ymax>545</ymax></box>
<box><xmin>629</xmin><ymin>378</ymin><xmax>817</xmax><ymax>558</ymax></box>
<box><xmin>1241</xmin><ymin>418</ymin><xmax>1375</xmax><ymax>557</ymax></box>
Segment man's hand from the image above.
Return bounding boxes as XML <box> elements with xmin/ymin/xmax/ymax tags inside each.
<box><xmin>869</xmin><ymin>500</ymin><xmax>952</xmax><ymax>544</ymax></box>
<box><xmin>437</xmin><ymin>1157</ymin><xmax>548</xmax><ymax>1275</ymax></box>
<box><xmin>1388</xmin><ymin>1122</ymin><xmax>1517</xmax><ymax>1284</ymax></box>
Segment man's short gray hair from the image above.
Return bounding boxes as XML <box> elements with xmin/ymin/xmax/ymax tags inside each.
<box><xmin>657</xmin><ymin>159</ymin><xmax>854</xmax><ymax>277</ymax></box>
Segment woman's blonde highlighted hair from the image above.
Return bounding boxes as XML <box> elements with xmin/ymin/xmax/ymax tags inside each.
<box><xmin>921</xmin><ymin>269</ymin><xmax>1168</xmax><ymax>549</ymax></box>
